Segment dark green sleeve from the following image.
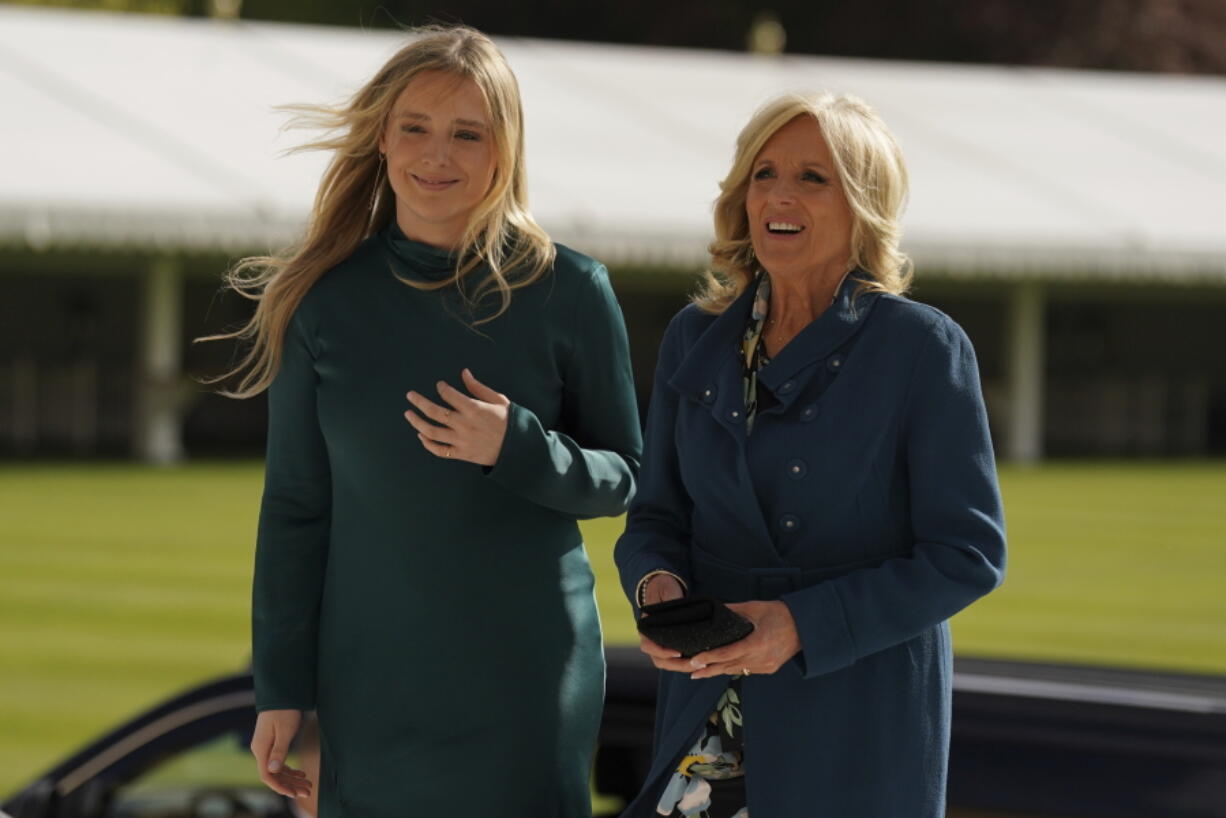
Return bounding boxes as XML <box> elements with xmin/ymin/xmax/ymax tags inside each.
<box><xmin>487</xmin><ymin>266</ymin><xmax>642</xmax><ymax>519</ymax></box>
<box><xmin>251</xmin><ymin>310</ymin><xmax>330</xmax><ymax>712</ymax></box>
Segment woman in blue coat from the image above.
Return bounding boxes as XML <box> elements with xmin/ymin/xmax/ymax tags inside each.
<box><xmin>614</xmin><ymin>92</ymin><xmax>1007</xmax><ymax>817</ymax></box>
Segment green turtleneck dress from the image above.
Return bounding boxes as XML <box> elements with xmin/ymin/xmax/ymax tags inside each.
<box><xmin>251</xmin><ymin>222</ymin><xmax>642</xmax><ymax>817</ymax></box>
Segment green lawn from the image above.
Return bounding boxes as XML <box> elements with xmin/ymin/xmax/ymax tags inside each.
<box><xmin>1</xmin><ymin>460</ymin><xmax>1223</xmax><ymax>796</ymax></box>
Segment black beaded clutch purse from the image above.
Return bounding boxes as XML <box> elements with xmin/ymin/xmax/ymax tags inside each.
<box><xmin>637</xmin><ymin>596</ymin><xmax>755</xmax><ymax>658</ymax></box>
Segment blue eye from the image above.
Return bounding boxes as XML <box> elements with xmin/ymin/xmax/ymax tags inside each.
<box><xmin>803</xmin><ymin>170</ymin><xmax>827</xmax><ymax>183</ymax></box>
<box><xmin>753</xmin><ymin>167</ymin><xmax>774</xmax><ymax>180</ymax></box>
<box><xmin>401</xmin><ymin>124</ymin><xmax>426</xmax><ymax>134</ymax></box>
<box><xmin>455</xmin><ymin>130</ymin><xmax>481</xmax><ymax>142</ymax></box>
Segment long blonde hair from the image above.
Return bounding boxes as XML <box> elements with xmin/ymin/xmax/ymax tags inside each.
<box><xmin>695</xmin><ymin>92</ymin><xmax>911</xmax><ymax>313</ymax></box>
<box><xmin>204</xmin><ymin>25</ymin><xmax>554</xmax><ymax>398</ymax></box>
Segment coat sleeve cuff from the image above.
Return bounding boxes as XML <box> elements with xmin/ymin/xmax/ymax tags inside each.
<box><xmin>253</xmin><ymin>662</ymin><xmax>317</xmax><ymax>714</ymax></box>
<box><xmin>254</xmin><ymin>701</ymin><xmax>310</xmax><ymax>714</ymax></box>
<box><xmin>780</xmin><ymin>582</ymin><xmax>858</xmax><ymax>679</ymax></box>
<box><xmin>484</xmin><ymin>401</ymin><xmax>548</xmax><ymax>490</ymax></box>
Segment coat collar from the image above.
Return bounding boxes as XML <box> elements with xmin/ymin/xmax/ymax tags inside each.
<box><xmin>669</xmin><ymin>272</ymin><xmax>879</xmax><ymax>415</ymax></box>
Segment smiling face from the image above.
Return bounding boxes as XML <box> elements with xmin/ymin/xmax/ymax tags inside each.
<box><xmin>379</xmin><ymin>71</ymin><xmax>498</xmax><ymax>249</ymax></box>
<box><xmin>745</xmin><ymin>114</ymin><xmax>853</xmax><ymax>288</ymax></box>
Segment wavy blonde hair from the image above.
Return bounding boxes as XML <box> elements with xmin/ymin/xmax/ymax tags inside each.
<box><xmin>203</xmin><ymin>25</ymin><xmax>554</xmax><ymax>397</ymax></box>
<box><xmin>695</xmin><ymin>92</ymin><xmax>911</xmax><ymax>313</ymax></box>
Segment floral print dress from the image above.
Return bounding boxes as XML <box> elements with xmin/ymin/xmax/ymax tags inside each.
<box><xmin>655</xmin><ymin>274</ymin><xmax>775</xmax><ymax>818</ymax></box>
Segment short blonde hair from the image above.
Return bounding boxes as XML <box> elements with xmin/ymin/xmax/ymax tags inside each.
<box><xmin>696</xmin><ymin>92</ymin><xmax>911</xmax><ymax>313</ymax></box>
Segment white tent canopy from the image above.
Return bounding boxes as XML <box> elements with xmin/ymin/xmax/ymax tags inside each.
<box><xmin>3</xmin><ymin>4</ymin><xmax>1225</xmax><ymax>281</ymax></box>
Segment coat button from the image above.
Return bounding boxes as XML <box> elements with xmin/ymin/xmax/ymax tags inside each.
<box><xmin>827</xmin><ymin>355</ymin><xmax>844</xmax><ymax>372</ymax></box>
<box><xmin>728</xmin><ymin>409</ymin><xmax>742</xmax><ymax>423</ymax></box>
<box><xmin>786</xmin><ymin>459</ymin><xmax>807</xmax><ymax>479</ymax></box>
<box><xmin>800</xmin><ymin>404</ymin><xmax>818</xmax><ymax>422</ymax></box>
<box><xmin>777</xmin><ymin>380</ymin><xmax>795</xmax><ymax>395</ymax></box>
<box><xmin>780</xmin><ymin>514</ymin><xmax>800</xmax><ymax>532</ymax></box>
<box><xmin>702</xmin><ymin>386</ymin><xmax>716</xmax><ymax>403</ymax></box>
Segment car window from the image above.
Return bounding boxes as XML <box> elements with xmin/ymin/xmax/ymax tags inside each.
<box><xmin>105</xmin><ymin>733</ymin><xmax>292</xmax><ymax>818</ymax></box>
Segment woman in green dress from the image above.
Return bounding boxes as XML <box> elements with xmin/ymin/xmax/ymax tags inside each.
<box><xmin>210</xmin><ymin>26</ymin><xmax>642</xmax><ymax>817</ymax></box>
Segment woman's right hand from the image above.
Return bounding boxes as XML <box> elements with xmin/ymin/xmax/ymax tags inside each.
<box><xmin>637</xmin><ymin>574</ymin><xmax>693</xmax><ymax>673</ymax></box>
<box><xmin>250</xmin><ymin>709</ymin><xmax>312</xmax><ymax>799</ymax></box>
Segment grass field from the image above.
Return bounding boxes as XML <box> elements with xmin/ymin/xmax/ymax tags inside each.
<box><xmin>1</xmin><ymin>460</ymin><xmax>1224</xmax><ymax>796</ymax></box>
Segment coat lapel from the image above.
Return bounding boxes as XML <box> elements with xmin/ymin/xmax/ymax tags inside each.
<box><xmin>665</xmin><ymin>287</ymin><xmax>782</xmax><ymax>562</ymax></box>
<box><xmin>666</xmin><ymin>285</ymin><xmax>755</xmax><ymax>439</ymax></box>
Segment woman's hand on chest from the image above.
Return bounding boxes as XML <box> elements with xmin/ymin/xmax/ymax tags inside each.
<box><xmin>404</xmin><ymin>368</ymin><xmax>510</xmax><ymax>467</ymax></box>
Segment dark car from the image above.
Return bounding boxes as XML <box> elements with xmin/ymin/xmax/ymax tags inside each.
<box><xmin>0</xmin><ymin>649</ymin><xmax>656</xmax><ymax>818</ymax></box>
<box><xmin>6</xmin><ymin>648</ymin><xmax>1226</xmax><ymax>818</ymax></box>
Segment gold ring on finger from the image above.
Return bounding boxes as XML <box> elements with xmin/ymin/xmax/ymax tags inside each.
<box><xmin>741</xmin><ymin>667</ymin><xmax>751</xmax><ymax>676</ymax></box>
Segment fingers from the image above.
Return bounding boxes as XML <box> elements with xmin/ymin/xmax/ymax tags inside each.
<box><xmin>404</xmin><ymin>387</ymin><xmax>462</xmax><ymax>455</ymax></box>
<box><xmin>461</xmin><ymin>368</ymin><xmax>508</xmax><ymax>405</ymax></box>
<box><xmin>655</xmin><ymin>657</ymin><xmax>697</xmax><ymax>672</ymax></box>
<box><xmin>637</xmin><ymin>635</ymin><xmax>694</xmax><ymax>673</ymax></box>
<box><xmin>638</xmin><ymin>634</ymin><xmax>682</xmax><ymax>660</ymax></box>
<box><xmin>251</xmin><ymin>725</ymin><xmax>274</xmax><ymax>788</ymax></box>
<box><xmin>406</xmin><ymin>390</ymin><xmax>462</xmax><ymax>426</ymax></box>
<box><xmin>690</xmin><ymin>639</ymin><xmax>752</xmax><ymax>669</ymax></box>
<box><xmin>252</xmin><ymin>719</ymin><xmax>310</xmax><ymax>798</ymax></box>
<box><xmin>417</xmin><ymin>433</ymin><xmax>456</xmax><ymax>460</ymax></box>
<box><xmin>267</xmin><ymin>721</ymin><xmax>294</xmax><ymax>779</ymax></box>
<box><xmin>689</xmin><ymin>637</ymin><xmax>761</xmax><ymax>679</ymax></box>
<box><xmin>689</xmin><ymin>661</ymin><xmax>751</xmax><ymax>680</ymax></box>
<box><xmin>269</xmin><ymin>766</ymin><xmax>312</xmax><ymax>799</ymax></box>
<box><xmin>636</xmin><ymin>633</ymin><xmax>756</xmax><ymax>677</ymax></box>
<box><xmin>405</xmin><ymin>371</ymin><xmax>505</xmax><ymax>430</ymax></box>
<box><xmin>259</xmin><ymin>769</ymin><xmax>293</xmax><ymax>798</ymax></box>
<box><xmin>404</xmin><ymin>374</ymin><xmax>508</xmax><ymax>467</ymax></box>
<box><xmin>404</xmin><ymin>407</ymin><xmax>457</xmax><ymax>445</ymax></box>
<box><xmin>688</xmin><ymin>648</ymin><xmax>748</xmax><ymax>679</ymax></box>
<box><xmin>436</xmin><ymin>379</ymin><xmax>480</xmax><ymax>413</ymax></box>
<box><xmin>688</xmin><ymin>608</ymin><xmax>800</xmax><ymax>679</ymax></box>
<box><xmin>688</xmin><ymin>620</ymin><xmax>759</xmax><ymax>679</ymax></box>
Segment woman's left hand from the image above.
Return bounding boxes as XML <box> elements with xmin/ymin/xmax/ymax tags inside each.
<box><xmin>405</xmin><ymin>368</ymin><xmax>509</xmax><ymax>467</ymax></box>
<box><xmin>687</xmin><ymin>600</ymin><xmax>802</xmax><ymax>679</ymax></box>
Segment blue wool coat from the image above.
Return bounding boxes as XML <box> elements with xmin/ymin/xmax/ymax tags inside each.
<box><xmin>614</xmin><ymin>275</ymin><xmax>1007</xmax><ymax>817</ymax></box>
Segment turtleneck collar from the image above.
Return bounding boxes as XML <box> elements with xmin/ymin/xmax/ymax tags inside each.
<box><xmin>380</xmin><ymin>219</ymin><xmax>463</xmax><ymax>282</ymax></box>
